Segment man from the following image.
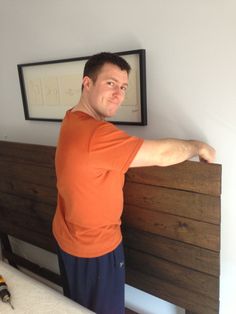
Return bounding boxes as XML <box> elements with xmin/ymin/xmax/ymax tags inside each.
<box><xmin>52</xmin><ymin>52</ymin><xmax>215</xmax><ymax>314</ymax></box>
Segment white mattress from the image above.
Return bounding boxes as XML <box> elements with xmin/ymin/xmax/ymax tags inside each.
<box><xmin>0</xmin><ymin>261</ymin><xmax>94</xmax><ymax>314</ymax></box>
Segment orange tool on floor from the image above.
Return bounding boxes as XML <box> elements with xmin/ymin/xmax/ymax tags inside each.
<box><xmin>0</xmin><ymin>274</ymin><xmax>14</xmax><ymax>310</ymax></box>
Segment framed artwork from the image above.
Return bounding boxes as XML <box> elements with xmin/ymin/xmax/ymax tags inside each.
<box><xmin>17</xmin><ymin>49</ymin><xmax>147</xmax><ymax>125</ymax></box>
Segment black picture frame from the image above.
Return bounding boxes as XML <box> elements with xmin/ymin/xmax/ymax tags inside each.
<box><xmin>17</xmin><ymin>49</ymin><xmax>147</xmax><ymax>125</ymax></box>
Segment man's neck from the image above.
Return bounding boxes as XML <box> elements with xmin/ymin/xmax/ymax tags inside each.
<box><xmin>71</xmin><ymin>97</ymin><xmax>104</xmax><ymax>121</ymax></box>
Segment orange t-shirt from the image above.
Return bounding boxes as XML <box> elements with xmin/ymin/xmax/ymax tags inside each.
<box><xmin>52</xmin><ymin>110</ymin><xmax>143</xmax><ymax>258</ymax></box>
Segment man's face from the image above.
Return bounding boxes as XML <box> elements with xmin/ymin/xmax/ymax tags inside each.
<box><xmin>84</xmin><ymin>63</ymin><xmax>129</xmax><ymax>119</ymax></box>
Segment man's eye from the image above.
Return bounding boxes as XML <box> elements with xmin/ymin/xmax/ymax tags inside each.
<box><xmin>107</xmin><ymin>81</ymin><xmax>114</xmax><ymax>86</ymax></box>
<box><xmin>121</xmin><ymin>86</ymin><xmax>127</xmax><ymax>92</ymax></box>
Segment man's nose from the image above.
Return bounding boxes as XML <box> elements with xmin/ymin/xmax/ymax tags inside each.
<box><xmin>113</xmin><ymin>86</ymin><xmax>124</xmax><ymax>97</ymax></box>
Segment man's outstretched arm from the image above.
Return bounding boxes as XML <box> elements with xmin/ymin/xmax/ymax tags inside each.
<box><xmin>130</xmin><ymin>139</ymin><xmax>216</xmax><ymax>168</ymax></box>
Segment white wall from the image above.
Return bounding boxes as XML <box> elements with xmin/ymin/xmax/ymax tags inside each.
<box><xmin>1</xmin><ymin>1</ymin><xmax>236</xmax><ymax>313</ymax></box>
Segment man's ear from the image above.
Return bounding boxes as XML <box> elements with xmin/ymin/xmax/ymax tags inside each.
<box><xmin>82</xmin><ymin>76</ymin><xmax>92</xmax><ymax>90</ymax></box>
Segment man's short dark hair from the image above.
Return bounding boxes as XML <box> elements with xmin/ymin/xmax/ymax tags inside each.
<box><xmin>83</xmin><ymin>52</ymin><xmax>131</xmax><ymax>83</ymax></box>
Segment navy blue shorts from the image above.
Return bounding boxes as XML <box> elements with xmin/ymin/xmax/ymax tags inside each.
<box><xmin>56</xmin><ymin>242</ymin><xmax>125</xmax><ymax>314</ymax></box>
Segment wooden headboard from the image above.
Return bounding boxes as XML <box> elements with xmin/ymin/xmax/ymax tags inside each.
<box><xmin>0</xmin><ymin>140</ymin><xmax>221</xmax><ymax>314</ymax></box>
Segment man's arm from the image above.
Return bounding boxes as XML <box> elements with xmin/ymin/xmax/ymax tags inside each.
<box><xmin>130</xmin><ymin>139</ymin><xmax>216</xmax><ymax>167</ymax></box>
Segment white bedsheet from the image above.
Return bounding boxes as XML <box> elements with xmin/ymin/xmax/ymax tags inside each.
<box><xmin>0</xmin><ymin>261</ymin><xmax>94</xmax><ymax>314</ymax></box>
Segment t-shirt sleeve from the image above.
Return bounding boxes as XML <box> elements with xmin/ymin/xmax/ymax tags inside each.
<box><xmin>89</xmin><ymin>122</ymin><xmax>144</xmax><ymax>173</ymax></box>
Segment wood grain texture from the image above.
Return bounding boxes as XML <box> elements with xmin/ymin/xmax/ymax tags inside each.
<box><xmin>124</xmin><ymin>181</ymin><xmax>220</xmax><ymax>224</ymax></box>
<box><xmin>123</xmin><ymin>204</ymin><xmax>220</xmax><ymax>251</ymax></box>
<box><xmin>126</xmin><ymin>161</ymin><xmax>221</xmax><ymax>196</ymax></box>
<box><xmin>123</xmin><ymin>160</ymin><xmax>221</xmax><ymax>313</ymax></box>
<box><xmin>127</xmin><ymin>268</ymin><xmax>218</xmax><ymax>314</ymax></box>
<box><xmin>125</xmin><ymin>247</ymin><xmax>219</xmax><ymax>299</ymax></box>
<box><xmin>123</xmin><ymin>227</ymin><xmax>219</xmax><ymax>276</ymax></box>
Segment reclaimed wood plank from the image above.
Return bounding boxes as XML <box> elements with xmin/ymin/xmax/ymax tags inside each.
<box><xmin>124</xmin><ymin>181</ymin><xmax>220</xmax><ymax>224</ymax></box>
<box><xmin>126</xmin><ymin>268</ymin><xmax>219</xmax><ymax>314</ymax></box>
<box><xmin>123</xmin><ymin>227</ymin><xmax>219</xmax><ymax>276</ymax></box>
<box><xmin>123</xmin><ymin>204</ymin><xmax>220</xmax><ymax>251</ymax></box>
<box><xmin>126</xmin><ymin>161</ymin><xmax>221</xmax><ymax>196</ymax></box>
<box><xmin>0</xmin><ymin>160</ymin><xmax>56</xmax><ymax>188</ymax></box>
<box><xmin>125</xmin><ymin>247</ymin><xmax>219</xmax><ymax>299</ymax></box>
<box><xmin>0</xmin><ymin>140</ymin><xmax>55</xmax><ymax>165</ymax></box>
<box><xmin>0</xmin><ymin>177</ymin><xmax>57</xmax><ymax>205</ymax></box>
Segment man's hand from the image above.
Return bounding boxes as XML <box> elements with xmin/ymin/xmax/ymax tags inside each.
<box><xmin>198</xmin><ymin>142</ymin><xmax>216</xmax><ymax>163</ymax></box>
